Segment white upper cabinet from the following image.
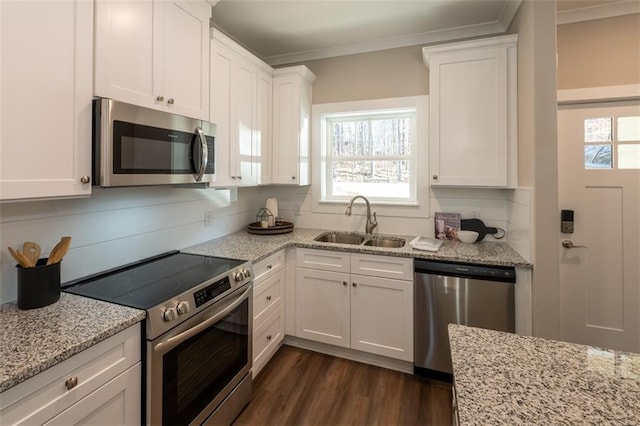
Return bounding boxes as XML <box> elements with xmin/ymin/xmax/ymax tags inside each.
<box><xmin>0</xmin><ymin>0</ymin><xmax>93</xmax><ymax>201</ymax></box>
<box><xmin>209</xmin><ymin>29</ymin><xmax>272</xmax><ymax>187</ymax></box>
<box><xmin>272</xmin><ymin>66</ymin><xmax>316</xmax><ymax>186</ymax></box>
<box><xmin>94</xmin><ymin>0</ymin><xmax>211</xmax><ymax>120</ymax></box>
<box><xmin>423</xmin><ymin>34</ymin><xmax>518</xmax><ymax>188</ymax></box>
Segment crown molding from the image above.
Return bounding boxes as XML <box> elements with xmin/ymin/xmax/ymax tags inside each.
<box><xmin>557</xmin><ymin>0</ymin><xmax>639</xmax><ymax>25</ymax></box>
<box><xmin>264</xmin><ymin>21</ymin><xmax>507</xmax><ymax>66</ymax></box>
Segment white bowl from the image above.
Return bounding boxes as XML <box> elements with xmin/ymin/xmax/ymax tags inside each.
<box><xmin>457</xmin><ymin>230</ymin><xmax>479</xmax><ymax>244</ymax></box>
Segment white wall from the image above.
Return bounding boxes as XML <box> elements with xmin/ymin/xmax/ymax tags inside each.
<box><xmin>0</xmin><ymin>186</ymin><xmax>271</xmax><ymax>304</ymax></box>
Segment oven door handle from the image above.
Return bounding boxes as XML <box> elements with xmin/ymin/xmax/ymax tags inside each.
<box><xmin>154</xmin><ymin>286</ymin><xmax>251</xmax><ymax>355</ymax></box>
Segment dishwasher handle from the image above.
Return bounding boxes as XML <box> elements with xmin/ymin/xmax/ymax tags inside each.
<box><xmin>414</xmin><ymin>259</ymin><xmax>516</xmax><ymax>283</ymax></box>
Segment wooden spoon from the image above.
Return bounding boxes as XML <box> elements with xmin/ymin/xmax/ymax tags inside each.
<box><xmin>23</xmin><ymin>242</ymin><xmax>41</xmax><ymax>266</ymax></box>
<box><xmin>8</xmin><ymin>246</ymin><xmax>33</xmax><ymax>268</ymax></box>
<box><xmin>47</xmin><ymin>236</ymin><xmax>72</xmax><ymax>265</ymax></box>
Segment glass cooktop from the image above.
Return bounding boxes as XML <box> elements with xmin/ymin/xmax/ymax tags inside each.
<box><xmin>63</xmin><ymin>252</ymin><xmax>244</xmax><ymax>310</ymax></box>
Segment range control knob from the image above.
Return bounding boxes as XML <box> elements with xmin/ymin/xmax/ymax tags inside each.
<box><xmin>233</xmin><ymin>271</ymin><xmax>244</xmax><ymax>282</ymax></box>
<box><xmin>176</xmin><ymin>301</ymin><xmax>191</xmax><ymax>315</ymax></box>
<box><xmin>242</xmin><ymin>268</ymin><xmax>251</xmax><ymax>279</ymax></box>
<box><xmin>162</xmin><ymin>307</ymin><xmax>178</xmax><ymax>322</ymax></box>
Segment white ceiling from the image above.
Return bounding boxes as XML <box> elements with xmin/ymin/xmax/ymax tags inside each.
<box><xmin>211</xmin><ymin>0</ymin><xmax>638</xmax><ymax>65</ymax></box>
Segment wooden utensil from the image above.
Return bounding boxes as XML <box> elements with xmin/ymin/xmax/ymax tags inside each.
<box><xmin>23</xmin><ymin>242</ymin><xmax>41</xmax><ymax>266</ymax></box>
<box><xmin>46</xmin><ymin>236</ymin><xmax>72</xmax><ymax>265</ymax></box>
<box><xmin>8</xmin><ymin>246</ymin><xmax>33</xmax><ymax>268</ymax></box>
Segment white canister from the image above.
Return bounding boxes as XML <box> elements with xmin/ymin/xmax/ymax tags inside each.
<box><xmin>265</xmin><ymin>197</ymin><xmax>278</xmax><ymax>226</ymax></box>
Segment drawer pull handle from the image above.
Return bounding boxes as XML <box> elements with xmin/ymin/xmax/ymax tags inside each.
<box><xmin>267</xmin><ymin>265</ymin><xmax>272</xmax><ymax>270</ymax></box>
<box><xmin>267</xmin><ymin>334</ymin><xmax>272</xmax><ymax>340</ymax></box>
<box><xmin>65</xmin><ymin>376</ymin><xmax>78</xmax><ymax>390</ymax></box>
<box><xmin>266</xmin><ymin>295</ymin><xmax>272</xmax><ymax>301</ymax></box>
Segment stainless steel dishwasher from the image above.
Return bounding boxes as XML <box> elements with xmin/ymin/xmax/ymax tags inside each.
<box><xmin>414</xmin><ymin>259</ymin><xmax>516</xmax><ymax>381</ymax></box>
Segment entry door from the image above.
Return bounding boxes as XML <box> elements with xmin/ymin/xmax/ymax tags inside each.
<box><xmin>558</xmin><ymin>101</ymin><xmax>640</xmax><ymax>352</ymax></box>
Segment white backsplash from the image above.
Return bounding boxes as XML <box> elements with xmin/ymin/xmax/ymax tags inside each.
<box><xmin>0</xmin><ymin>184</ymin><xmax>533</xmax><ymax>304</ymax></box>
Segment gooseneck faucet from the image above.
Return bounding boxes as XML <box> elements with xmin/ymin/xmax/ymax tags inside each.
<box><xmin>345</xmin><ymin>195</ymin><xmax>378</xmax><ymax>235</ymax></box>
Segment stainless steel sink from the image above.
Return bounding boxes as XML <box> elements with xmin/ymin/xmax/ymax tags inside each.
<box><xmin>362</xmin><ymin>237</ymin><xmax>406</xmax><ymax>248</ymax></box>
<box><xmin>314</xmin><ymin>232</ymin><xmax>366</xmax><ymax>245</ymax></box>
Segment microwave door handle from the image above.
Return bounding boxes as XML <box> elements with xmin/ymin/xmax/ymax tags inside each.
<box><xmin>153</xmin><ymin>285</ymin><xmax>251</xmax><ymax>355</ymax></box>
<box><xmin>193</xmin><ymin>127</ymin><xmax>207</xmax><ymax>182</ymax></box>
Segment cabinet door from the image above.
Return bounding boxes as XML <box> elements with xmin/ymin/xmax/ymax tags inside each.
<box><xmin>94</xmin><ymin>0</ymin><xmax>158</xmax><ymax>110</ymax></box>
<box><xmin>210</xmin><ymin>39</ymin><xmax>257</xmax><ymax>186</ymax></box>
<box><xmin>0</xmin><ymin>0</ymin><xmax>92</xmax><ymax>201</ymax></box>
<box><xmin>257</xmin><ymin>69</ymin><xmax>273</xmax><ymax>185</ymax></box>
<box><xmin>350</xmin><ymin>274</ymin><xmax>413</xmax><ymax>361</ymax></box>
<box><xmin>210</xmin><ymin>40</ymin><xmax>235</xmax><ymax>186</ymax></box>
<box><xmin>272</xmin><ymin>75</ymin><xmax>301</xmax><ymax>185</ymax></box>
<box><xmin>296</xmin><ymin>268</ymin><xmax>350</xmax><ymax>347</ymax></box>
<box><xmin>429</xmin><ymin>47</ymin><xmax>508</xmax><ymax>187</ymax></box>
<box><xmin>44</xmin><ymin>364</ymin><xmax>141</xmax><ymax>426</ymax></box>
<box><xmin>161</xmin><ymin>0</ymin><xmax>210</xmax><ymax>120</ymax></box>
<box><xmin>234</xmin><ymin>54</ymin><xmax>258</xmax><ymax>186</ymax></box>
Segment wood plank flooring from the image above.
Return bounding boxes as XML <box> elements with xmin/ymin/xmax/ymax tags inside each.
<box><xmin>234</xmin><ymin>345</ymin><xmax>453</xmax><ymax>426</ymax></box>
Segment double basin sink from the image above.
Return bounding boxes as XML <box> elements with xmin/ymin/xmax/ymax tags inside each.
<box><xmin>314</xmin><ymin>232</ymin><xmax>406</xmax><ymax>248</ymax></box>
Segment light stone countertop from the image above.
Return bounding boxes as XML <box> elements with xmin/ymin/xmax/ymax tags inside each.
<box><xmin>0</xmin><ymin>294</ymin><xmax>145</xmax><ymax>393</ymax></box>
<box><xmin>183</xmin><ymin>227</ymin><xmax>533</xmax><ymax>268</ymax></box>
<box><xmin>448</xmin><ymin>324</ymin><xmax>640</xmax><ymax>425</ymax></box>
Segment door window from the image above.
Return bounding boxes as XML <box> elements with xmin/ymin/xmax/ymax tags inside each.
<box><xmin>583</xmin><ymin>115</ymin><xmax>640</xmax><ymax>169</ymax></box>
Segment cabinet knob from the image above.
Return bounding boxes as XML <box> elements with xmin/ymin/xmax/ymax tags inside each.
<box><xmin>80</xmin><ymin>176</ymin><xmax>90</xmax><ymax>184</ymax></box>
<box><xmin>167</xmin><ymin>98</ymin><xmax>175</xmax><ymax>105</ymax></box>
<box><xmin>291</xmin><ymin>176</ymin><xmax>296</xmax><ymax>180</ymax></box>
<box><xmin>432</xmin><ymin>175</ymin><xmax>438</xmax><ymax>180</ymax></box>
<box><xmin>343</xmin><ymin>281</ymin><xmax>347</xmax><ymax>286</ymax></box>
<box><xmin>267</xmin><ymin>334</ymin><xmax>272</xmax><ymax>341</ymax></box>
<box><xmin>266</xmin><ymin>295</ymin><xmax>272</xmax><ymax>301</ymax></box>
<box><xmin>266</xmin><ymin>264</ymin><xmax>272</xmax><ymax>270</ymax></box>
<box><xmin>65</xmin><ymin>376</ymin><xmax>79</xmax><ymax>391</ymax></box>
<box><xmin>352</xmin><ymin>282</ymin><xmax>357</xmax><ymax>287</ymax></box>
<box><xmin>231</xmin><ymin>176</ymin><xmax>237</xmax><ymax>180</ymax></box>
<box><xmin>237</xmin><ymin>176</ymin><xmax>242</xmax><ymax>179</ymax></box>
<box><xmin>156</xmin><ymin>95</ymin><xmax>164</xmax><ymax>102</ymax></box>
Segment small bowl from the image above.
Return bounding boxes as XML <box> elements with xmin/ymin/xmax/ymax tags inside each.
<box><xmin>457</xmin><ymin>230</ymin><xmax>479</xmax><ymax>244</ymax></box>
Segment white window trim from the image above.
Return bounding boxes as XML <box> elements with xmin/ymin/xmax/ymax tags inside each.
<box><xmin>311</xmin><ymin>96</ymin><xmax>429</xmax><ymax>219</ymax></box>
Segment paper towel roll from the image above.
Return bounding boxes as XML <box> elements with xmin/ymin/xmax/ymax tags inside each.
<box><xmin>265</xmin><ymin>197</ymin><xmax>278</xmax><ymax>226</ymax></box>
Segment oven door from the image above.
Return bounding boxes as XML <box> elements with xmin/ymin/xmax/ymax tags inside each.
<box><xmin>148</xmin><ymin>284</ymin><xmax>252</xmax><ymax>426</ymax></box>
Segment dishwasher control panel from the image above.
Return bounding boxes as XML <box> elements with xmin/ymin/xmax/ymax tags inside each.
<box><xmin>415</xmin><ymin>260</ymin><xmax>516</xmax><ymax>283</ymax></box>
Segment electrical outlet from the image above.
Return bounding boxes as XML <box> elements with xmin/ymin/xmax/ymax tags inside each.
<box><xmin>294</xmin><ymin>202</ymin><xmax>302</xmax><ymax>216</ymax></box>
<box><xmin>204</xmin><ymin>211</ymin><xmax>214</xmax><ymax>227</ymax></box>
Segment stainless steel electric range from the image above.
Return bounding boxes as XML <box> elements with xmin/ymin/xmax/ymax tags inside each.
<box><xmin>63</xmin><ymin>251</ymin><xmax>253</xmax><ymax>425</ymax></box>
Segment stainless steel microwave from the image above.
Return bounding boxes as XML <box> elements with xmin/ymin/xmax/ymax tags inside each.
<box><xmin>92</xmin><ymin>98</ymin><xmax>215</xmax><ymax>187</ymax></box>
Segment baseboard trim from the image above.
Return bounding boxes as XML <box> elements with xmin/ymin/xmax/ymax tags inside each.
<box><xmin>283</xmin><ymin>335</ymin><xmax>414</xmax><ymax>374</ymax></box>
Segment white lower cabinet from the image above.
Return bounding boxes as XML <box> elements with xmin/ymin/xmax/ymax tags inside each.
<box><xmin>252</xmin><ymin>250</ymin><xmax>285</xmax><ymax>377</ymax></box>
<box><xmin>295</xmin><ymin>249</ymin><xmax>414</xmax><ymax>362</ymax></box>
<box><xmin>0</xmin><ymin>325</ymin><xmax>141</xmax><ymax>425</ymax></box>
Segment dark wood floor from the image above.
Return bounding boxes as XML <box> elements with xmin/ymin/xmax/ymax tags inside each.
<box><xmin>234</xmin><ymin>345</ymin><xmax>453</xmax><ymax>426</ymax></box>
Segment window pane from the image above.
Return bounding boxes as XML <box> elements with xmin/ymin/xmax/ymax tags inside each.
<box><xmin>618</xmin><ymin>144</ymin><xmax>640</xmax><ymax>169</ymax></box>
<box><xmin>584</xmin><ymin>117</ymin><xmax>612</xmax><ymax>142</ymax></box>
<box><xmin>617</xmin><ymin>116</ymin><xmax>640</xmax><ymax>142</ymax></box>
<box><xmin>332</xmin><ymin>160</ymin><xmax>409</xmax><ymax>183</ymax></box>
<box><xmin>584</xmin><ymin>144</ymin><xmax>612</xmax><ymax>169</ymax></box>
<box><xmin>330</xmin><ymin>117</ymin><xmax>411</xmax><ymax>157</ymax></box>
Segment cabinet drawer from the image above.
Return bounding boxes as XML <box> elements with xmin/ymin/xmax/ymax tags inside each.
<box><xmin>253</xmin><ymin>250</ymin><xmax>284</xmax><ymax>283</ymax></box>
<box><xmin>252</xmin><ymin>307</ymin><xmax>284</xmax><ymax>377</ymax></box>
<box><xmin>0</xmin><ymin>325</ymin><xmax>141</xmax><ymax>425</ymax></box>
<box><xmin>351</xmin><ymin>253</ymin><xmax>413</xmax><ymax>280</ymax></box>
<box><xmin>296</xmin><ymin>248</ymin><xmax>350</xmax><ymax>273</ymax></box>
<box><xmin>253</xmin><ymin>270</ymin><xmax>283</xmax><ymax>328</ymax></box>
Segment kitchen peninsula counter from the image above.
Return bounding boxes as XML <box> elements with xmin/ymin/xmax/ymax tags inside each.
<box><xmin>0</xmin><ymin>294</ymin><xmax>145</xmax><ymax>393</ymax></box>
<box><xmin>183</xmin><ymin>227</ymin><xmax>532</xmax><ymax>268</ymax></box>
<box><xmin>448</xmin><ymin>324</ymin><xmax>640</xmax><ymax>425</ymax></box>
